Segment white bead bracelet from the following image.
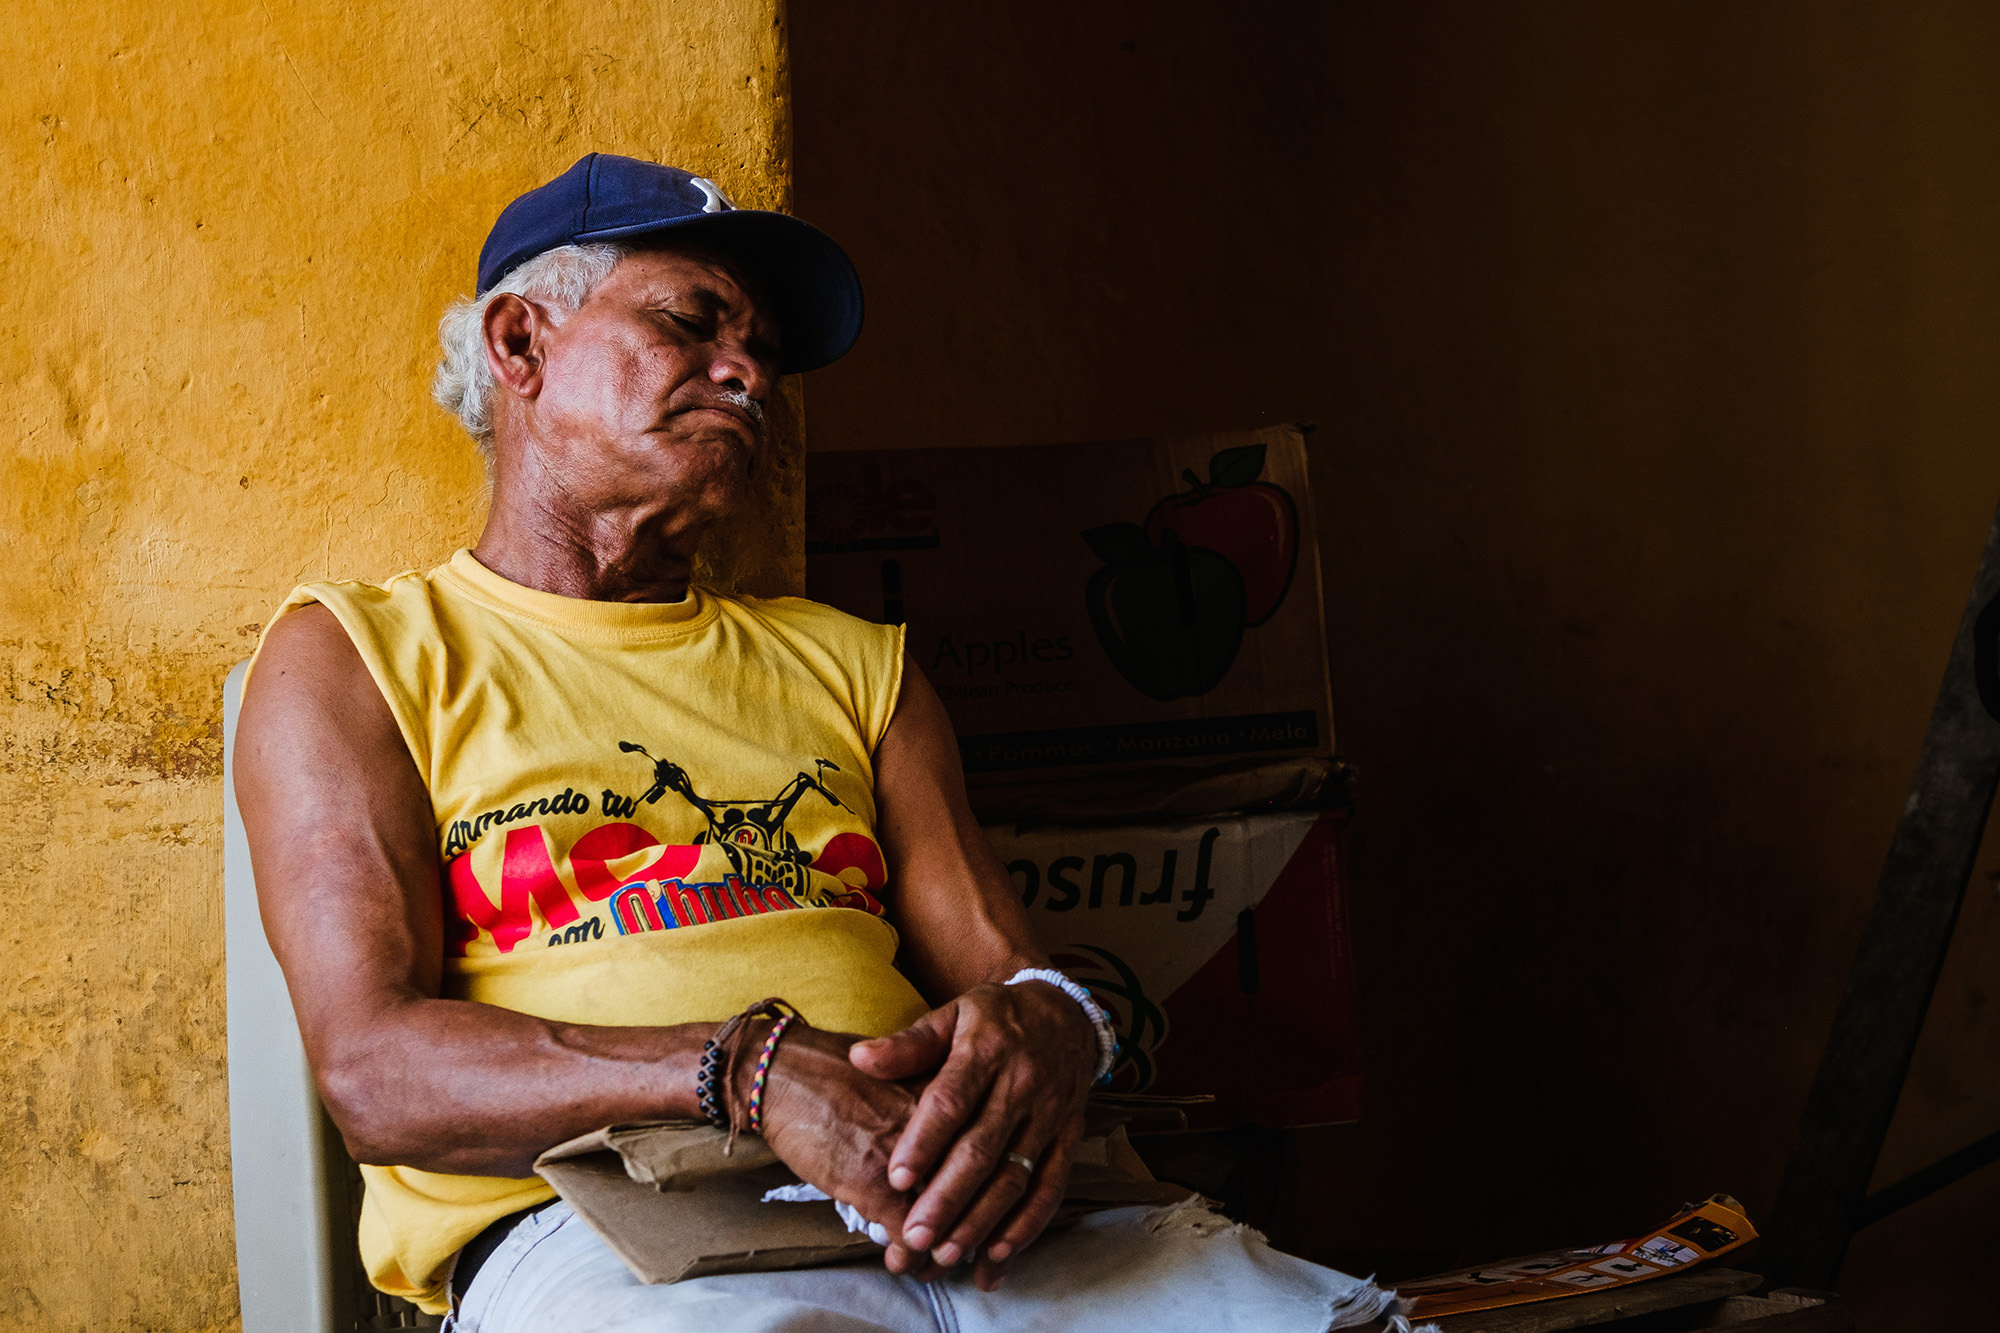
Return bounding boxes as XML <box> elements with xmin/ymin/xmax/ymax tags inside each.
<box><xmin>1004</xmin><ymin>966</ymin><xmax>1118</xmax><ymax>1081</ymax></box>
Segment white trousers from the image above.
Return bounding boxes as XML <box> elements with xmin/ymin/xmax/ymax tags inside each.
<box><xmin>447</xmin><ymin>1199</ymin><xmax>1428</xmax><ymax>1333</ymax></box>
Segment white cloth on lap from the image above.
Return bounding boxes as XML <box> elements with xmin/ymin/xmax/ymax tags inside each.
<box><xmin>445</xmin><ymin>1198</ymin><xmax>1434</xmax><ymax>1333</ymax></box>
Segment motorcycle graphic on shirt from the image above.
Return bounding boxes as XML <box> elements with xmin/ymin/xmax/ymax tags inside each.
<box><xmin>620</xmin><ymin>742</ymin><xmax>848</xmax><ymax>897</ymax></box>
<box><xmin>443</xmin><ymin>743</ymin><xmax>891</xmax><ymax>957</ymax></box>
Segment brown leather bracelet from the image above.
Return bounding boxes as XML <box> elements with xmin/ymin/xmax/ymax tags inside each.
<box><xmin>696</xmin><ymin>997</ymin><xmax>800</xmax><ymax>1155</ymax></box>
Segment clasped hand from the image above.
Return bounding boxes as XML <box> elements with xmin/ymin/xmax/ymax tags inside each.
<box><xmin>755</xmin><ymin>981</ymin><xmax>1098</xmax><ymax>1292</ymax></box>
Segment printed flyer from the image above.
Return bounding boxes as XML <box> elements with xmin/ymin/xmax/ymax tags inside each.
<box><xmin>1398</xmin><ymin>1194</ymin><xmax>1757</xmax><ymax>1320</ymax></box>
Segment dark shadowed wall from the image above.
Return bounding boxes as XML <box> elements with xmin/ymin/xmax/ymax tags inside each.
<box><xmin>793</xmin><ymin>2</ymin><xmax>2000</xmax><ymax>1323</ymax></box>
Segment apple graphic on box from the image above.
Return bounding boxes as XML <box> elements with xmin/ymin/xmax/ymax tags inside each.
<box><xmin>1083</xmin><ymin>523</ymin><xmax>1246</xmax><ymax>701</ymax></box>
<box><xmin>1143</xmin><ymin>444</ymin><xmax>1299</xmax><ymax>626</ymax></box>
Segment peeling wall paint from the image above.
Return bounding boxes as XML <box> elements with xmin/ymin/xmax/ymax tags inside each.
<box><xmin>0</xmin><ymin>3</ymin><xmax>797</xmax><ymax>1327</ymax></box>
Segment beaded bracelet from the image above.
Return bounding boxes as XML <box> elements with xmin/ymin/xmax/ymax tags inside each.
<box><xmin>696</xmin><ymin>997</ymin><xmax>802</xmax><ymax>1146</ymax></box>
<box><xmin>1004</xmin><ymin>966</ymin><xmax>1118</xmax><ymax>1081</ymax></box>
<box><xmin>744</xmin><ymin>1011</ymin><xmax>796</xmax><ymax>1135</ymax></box>
<box><xmin>696</xmin><ymin>1033</ymin><xmax>733</xmax><ymax>1129</ymax></box>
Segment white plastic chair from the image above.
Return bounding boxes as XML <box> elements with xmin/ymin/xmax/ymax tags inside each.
<box><xmin>224</xmin><ymin>661</ymin><xmax>438</xmax><ymax>1332</ymax></box>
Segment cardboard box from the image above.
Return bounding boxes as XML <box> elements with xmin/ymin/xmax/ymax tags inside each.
<box><xmin>985</xmin><ymin>808</ymin><xmax>1361</xmax><ymax>1128</ymax></box>
<box><xmin>534</xmin><ymin>1116</ymin><xmax>1193</xmax><ymax>1284</ymax></box>
<box><xmin>806</xmin><ymin>425</ymin><xmax>1334</xmax><ymax>819</ymax></box>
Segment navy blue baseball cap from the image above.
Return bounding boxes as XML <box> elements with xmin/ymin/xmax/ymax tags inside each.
<box><xmin>477</xmin><ymin>154</ymin><xmax>863</xmax><ymax>373</ymax></box>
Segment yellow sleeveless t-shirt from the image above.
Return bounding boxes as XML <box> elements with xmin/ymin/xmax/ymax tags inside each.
<box><xmin>258</xmin><ymin>550</ymin><xmax>931</xmax><ymax>1313</ymax></box>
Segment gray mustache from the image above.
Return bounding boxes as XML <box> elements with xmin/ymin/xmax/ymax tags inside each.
<box><xmin>718</xmin><ymin>390</ymin><xmax>766</xmax><ymax>434</ymax></box>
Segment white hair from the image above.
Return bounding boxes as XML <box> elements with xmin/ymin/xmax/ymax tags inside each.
<box><xmin>432</xmin><ymin>242</ymin><xmax>629</xmax><ymax>454</ymax></box>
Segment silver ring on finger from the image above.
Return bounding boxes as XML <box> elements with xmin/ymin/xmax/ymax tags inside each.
<box><xmin>1005</xmin><ymin>1151</ymin><xmax>1037</xmax><ymax>1175</ymax></box>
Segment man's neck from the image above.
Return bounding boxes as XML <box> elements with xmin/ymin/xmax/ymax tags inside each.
<box><xmin>473</xmin><ymin>486</ymin><xmax>707</xmax><ymax>604</ymax></box>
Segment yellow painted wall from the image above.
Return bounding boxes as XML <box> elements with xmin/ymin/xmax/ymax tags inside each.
<box><xmin>0</xmin><ymin>3</ymin><xmax>798</xmax><ymax>1327</ymax></box>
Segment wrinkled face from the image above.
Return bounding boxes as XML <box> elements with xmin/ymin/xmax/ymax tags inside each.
<box><xmin>516</xmin><ymin>243</ymin><xmax>781</xmax><ymax>529</ymax></box>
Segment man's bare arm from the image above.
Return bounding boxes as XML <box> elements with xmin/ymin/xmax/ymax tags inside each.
<box><xmin>852</xmin><ymin>658</ymin><xmax>1100</xmax><ymax>1289</ymax></box>
<box><xmin>233</xmin><ymin>604</ymin><xmax>923</xmax><ymax>1228</ymax></box>
<box><xmin>869</xmin><ymin>660</ymin><xmax>1051</xmax><ymax>999</ymax></box>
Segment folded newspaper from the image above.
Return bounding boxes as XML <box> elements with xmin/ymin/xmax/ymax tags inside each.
<box><xmin>1397</xmin><ymin>1194</ymin><xmax>1757</xmax><ymax>1321</ymax></box>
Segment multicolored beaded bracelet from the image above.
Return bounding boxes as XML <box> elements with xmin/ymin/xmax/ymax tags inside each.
<box><xmin>744</xmin><ymin>1010</ymin><xmax>796</xmax><ymax>1135</ymax></box>
<box><xmin>696</xmin><ymin>997</ymin><xmax>802</xmax><ymax>1140</ymax></box>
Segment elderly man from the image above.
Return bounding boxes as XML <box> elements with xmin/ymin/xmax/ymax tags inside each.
<box><xmin>235</xmin><ymin>155</ymin><xmax>1416</xmax><ymax>1333</ymax></box>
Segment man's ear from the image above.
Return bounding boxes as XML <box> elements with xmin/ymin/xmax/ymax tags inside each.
<box><xmin>483</xmin><ymin>294</ymin><xmax>547</xmax><ymax>400</ymax></box>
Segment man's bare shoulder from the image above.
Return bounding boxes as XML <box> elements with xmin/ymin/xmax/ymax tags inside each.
<box><xmin>259</xmin><ymin>599</ymin><xmax>345</xmax><ymax>651</ymax></box>
<box><xmin>252</xmin><ymin>603</ymin><xmax>364</xmax><ymax>691</ymax></box>
<box><xmin>241</xmin><ymin>603</ymin><xmax>397</xmax><ymax>751</ymax></box>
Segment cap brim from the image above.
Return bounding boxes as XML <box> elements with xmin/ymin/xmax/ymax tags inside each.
<box><xmin>576</xmin><ymin>210</ymin><xmax>863</xmax><ymax>374</ymax></box>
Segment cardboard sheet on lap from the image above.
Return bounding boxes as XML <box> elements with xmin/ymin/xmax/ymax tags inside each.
<box><xmin>534</xmin><ymin>1116</ymin><xmax>1193</xmax><ymax>1284</ymax></box>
